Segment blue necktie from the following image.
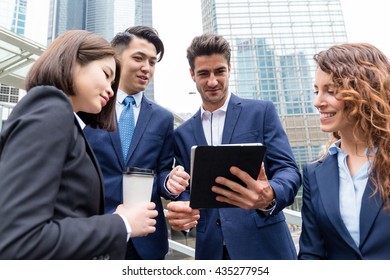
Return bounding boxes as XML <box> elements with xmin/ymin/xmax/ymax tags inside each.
<box><xmin>119</xmin><ymin>96</ymin><xmax>135</xmax><ymax>160</ymax></box>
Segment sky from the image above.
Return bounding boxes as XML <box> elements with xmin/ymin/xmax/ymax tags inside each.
<box><xmin>22</xmin><ymin>0</ymin><xmax>390</xmax><ymax>114</ymax></box>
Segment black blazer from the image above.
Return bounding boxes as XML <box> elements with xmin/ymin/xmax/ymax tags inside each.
<box><xmin>0</xmin><ymin>86</ymin><xmax>127</xmax><ymax>259</ymax></box>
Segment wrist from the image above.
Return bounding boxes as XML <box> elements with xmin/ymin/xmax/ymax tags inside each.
<box><xmin>265</xmin><ymin>198</ymin><xmax>276</xmax><ymax>210</ymax></box>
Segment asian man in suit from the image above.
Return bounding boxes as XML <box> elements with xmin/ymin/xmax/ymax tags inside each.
<box><xmin>166</xmin><ymin>34</ymin><xmax>301</xmax><ymax>260</ymax></box>
<box><xmin>84</xmin><ymin>26</ymin><xmax>189</xmax><ymax>260</ymax></box>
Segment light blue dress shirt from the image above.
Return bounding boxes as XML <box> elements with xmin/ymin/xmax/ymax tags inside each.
<box><xmin>116</xmin><ymin>89</ymin><xmax>142</xmax><ymax>124</ymax></box>
<box><xmin>329</xmin><ymin>140</ymin><xmax>370</xmax><ymax>247</ymax></box>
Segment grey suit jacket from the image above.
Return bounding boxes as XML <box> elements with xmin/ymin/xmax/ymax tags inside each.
<box><xmin>0</xmin><ymin>86</ymin><xmax>127</xmax><ymax>259</ymax></box>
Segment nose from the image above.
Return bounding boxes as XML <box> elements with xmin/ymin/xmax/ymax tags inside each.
<box><xmin>140</xmin><ymin>61</ymin><xmax>150</xmax><ymax>73</ymax></box>
<box><xmin>106</xmin><ymin>83</ymin><xmax>114</xmax><ymax>98</ymax></box>
<box><xmin>313</xmin><ymin>91</ymin><xmax>325</xmax><ymax>110</ymax></box>
<box><xmin>207</xmin><ymin>74</ymin><xmax>218</xmax><ymax>87</ymax></box>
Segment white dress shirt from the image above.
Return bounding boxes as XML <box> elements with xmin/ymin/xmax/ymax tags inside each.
<box><xmin>201</xmin><ymin>92</ymin><xmax>231</xmax><ymax>145</ymax></box>
<box><xmin>116</xmin><ymin>89</ymin><xmax>143</xmax><ymax>125</ymax></box>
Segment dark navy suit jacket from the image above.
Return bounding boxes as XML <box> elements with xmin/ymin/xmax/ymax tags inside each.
<box><xmin>299</xmin><ymin>154</ymin><xmax>390</xmax><ymax>259</ymax></box>
<box><xmin>175</xmin><ymin>94</ymin><xmax>301</xmax><ymax>259</ymax></box>
<box><xmin>84</xmin><ymin>95</ymin><xmax>176</xmax><ymax>260</ymax></box>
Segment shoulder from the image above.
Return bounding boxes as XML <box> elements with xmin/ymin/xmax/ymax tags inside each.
<box><xmin>10</xmin><ymin>86</ymin><xmax>74</xmax><ymax>128</ymax></box>
<box><xmin>230</xmin><ymin>94</ymin><xmax>274</xmax><ymax>110</ymax></box>
<box><xmin>142</xmin><ymin>96</ymin><xmax>173</xmax><ymax>118</ymax></box>
<box><xmin>303</xmin><ymin>155</ymin><xmax>329</xmax><ymax>173</ymax></box>
<box><xmin>175</xmin><ymin>111</ymin><xmax>200</xmax><ymax>132</ymax></box>
<box><xmin>21</xmin><ymin>86</ymin><xmax>72</xmax><ymax>112</ymax></box>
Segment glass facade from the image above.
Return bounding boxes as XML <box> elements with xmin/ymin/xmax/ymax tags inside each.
<box><xmin>48</xmin><ymin>0</ymin><xmax>86</xmax><ymax>43</ymax></box>
<box><xmin>201</xmin><ymin>0</ymin><xmax>348</xmax><ymax>209</ymax></box>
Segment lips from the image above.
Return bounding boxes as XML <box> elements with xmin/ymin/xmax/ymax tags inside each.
<box><xmin>100</xmin><ymin>95</ymin><xmax>109</xmax><ymax>106</ymax></box>
<box><xmin>138</xmin><ymin>75</ymin><xmax>148</xmax><ymax>81</ymax></box>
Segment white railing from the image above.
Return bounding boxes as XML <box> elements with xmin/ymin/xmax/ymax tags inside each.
<box><xmin>0</xmin><ymin>102</ymin><xmax>15</xmax><ymax>131</ymax></box>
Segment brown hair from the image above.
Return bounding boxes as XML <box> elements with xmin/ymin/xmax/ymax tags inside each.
<box><xmin>25</xmin><ymin>30</ymin><xmax>120</xmax><ymax>131</ymax></box>
<box><xmin>314</xmin><ymin>43</ymin><xmax>390</xmax><ymax>206</ymax></box>
<box><xmin>186</xmin><ymin>33</ymin><xmax>231</xmax><ymax>71</ymax></box>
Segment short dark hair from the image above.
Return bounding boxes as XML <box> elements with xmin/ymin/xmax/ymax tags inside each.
<box><xmin>186</xmin><ymin>33</ymin><xmax>231</xmax><ymax>70</ymax></box>
<box><xmin>111</xmin><ymin>26</ymin><xmax>164</xmax><ymax>62</ymax></box>
<box><xmin>25</xmin><ymin>30</ymin><xmax>120</xmax><ymax>131</ymax></box>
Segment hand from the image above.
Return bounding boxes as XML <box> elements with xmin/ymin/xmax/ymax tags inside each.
<box><xmin>166</xmin><ymin>201</ymin><xmax>200</xmax><ymax>231</ymax></box>
<box><xmin>166</xmin><ymin>165</ymin><xmax>190</xmax><ymax>195</ymax></box>
<box><xmin>211</xmin><ymin>164</ymin><xmax>275</xmax><ymax>209</ymax></box>
<box><xmin>114</xmin><ymin>202</ymin><xmax>158</xmax><ymax>237</ymax></box>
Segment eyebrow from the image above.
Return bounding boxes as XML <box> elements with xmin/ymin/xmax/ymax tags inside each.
<box><xmin>196</xmin><ymin>66</ymin><xmax>227</xmax><ymax>74</ymax></box>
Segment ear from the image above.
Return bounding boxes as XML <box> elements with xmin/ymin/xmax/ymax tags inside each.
<box><xmin>190</xmin><ymin>68</ymin><xmax>195</xmax><ymax>82</ymax></box>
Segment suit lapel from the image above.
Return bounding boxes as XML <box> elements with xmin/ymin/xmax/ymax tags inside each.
<box><xmin>109</xmin><ymin>119</ymin><xmax>124</xmax><ymax>167</ymax></box>
<box><xmin>316</xmin><ymin>155</ymin><xmax>358</xmax><ymax>250</ymax></box>
<box><xmin>359</xmin><ymin>178</ymin><xmax>383</xmax><ymax>247</ymax></box>
<box><xmin>190</xmin><ymin>110</ymin><xmax>208</xmax><ymax>145</ymax></box>
<box><xmin>75</xmin><ymin>117</ymin><xmax>105</xmax><ymax>213</ymax></box>
<box><xmin>222</xmin><ymin>94</ymin><xmax>241</xmax><ymax>144</ymax></box>
<box><xmin>126</xmin><ymin>96</ymin><xmax>152</xmax><ymax>162</ymax></box>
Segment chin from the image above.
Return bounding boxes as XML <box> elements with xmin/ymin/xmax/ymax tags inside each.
<box><xmin>91</xmin><ymin>106</ymin><xmax>102</xmax><ymax>114</ymax></box>
<box><xmin>319</xmin><ymin>126</ymin><xmax>332</xmax><ymax>133</ymax></box>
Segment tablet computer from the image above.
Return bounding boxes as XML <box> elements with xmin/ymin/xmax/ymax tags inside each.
<box><xmin>189</xmin><ymin>143</ymin><xmax>266</xmax><ymax>208</ymax></box>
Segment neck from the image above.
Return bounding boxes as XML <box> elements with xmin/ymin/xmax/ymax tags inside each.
<box><xmin>339</xmin><ymin>131</ymin><xmax>367</xmax><ymax>157</ymax></box>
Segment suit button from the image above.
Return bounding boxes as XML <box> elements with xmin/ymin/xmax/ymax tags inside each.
<box><xmin>216</xmin><ymin>219</ymin><xmax>221</xmax><ymax>226</ymax></box>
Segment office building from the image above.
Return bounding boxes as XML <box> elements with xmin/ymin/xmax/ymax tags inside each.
<box><xmin>201</xmin><ymin>0</ymin><xmax>348</xmax><ymax>209</ymax></box>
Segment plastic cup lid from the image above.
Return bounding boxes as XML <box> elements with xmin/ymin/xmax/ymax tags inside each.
<box><xmin>123</xmin><ymin>167</ymin><xmax>155</xmax><ymax>176</ymax></box>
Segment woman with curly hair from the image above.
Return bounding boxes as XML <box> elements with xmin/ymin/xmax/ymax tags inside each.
<box><xmin>298</xmin><ymin>43</ymin><xmax>390</xmax><ymax>259</ymax></box>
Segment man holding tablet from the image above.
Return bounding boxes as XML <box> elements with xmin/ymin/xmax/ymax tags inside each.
<box><xmin>166</xmin><ymin>33</ymin><xmax>301</xmax><ymax>260</ymax></box>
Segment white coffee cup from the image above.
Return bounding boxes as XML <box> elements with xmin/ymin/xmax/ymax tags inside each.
<box><xmin>122</xmin><ymin>167</ymin><xmax>155</xmax><ymax>208</ymax></box>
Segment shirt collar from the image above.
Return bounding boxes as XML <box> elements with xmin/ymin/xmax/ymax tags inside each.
<box><xmin>117</xmin><ymin>89</ymin><xmax>143</xmax><ymax>108</ymax></box>
<box><xmin>328</xmin><ymin>140</ymin><xmax>341</xmax><ymax>155</ymax></box>
<box><xmin>328</xmin><ymin>139</ymin><xmax>377</xmax><ymax>156</ymax></box>
<box><xmin>74</xmin><ymin>112</ymin><xmax>86</xmax><ymax>130</ymax></box>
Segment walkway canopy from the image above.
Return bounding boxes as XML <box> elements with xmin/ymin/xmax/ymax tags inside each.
<box><xmin>0</xmin><ymin>26</ymin><xmax>45</xmax><ymax>89</ymax></box>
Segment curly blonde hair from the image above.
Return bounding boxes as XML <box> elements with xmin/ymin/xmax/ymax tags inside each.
<box><xmin>314</xmin><ymin>43</ymin><xmax>390</xmax><ymax>207</ymax></box>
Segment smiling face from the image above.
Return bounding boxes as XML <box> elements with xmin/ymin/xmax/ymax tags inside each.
<box><xmin>71</xmin><ymin>56</ymin><xmax>116</xmax><ymax>113</ymax></box>
<box><xmin>313</xmin><ymin>68</ymin><xmax>354</xmax><ymax>135</ymax></box>
<box><xmin>190</xmin><ymin>54</ymin><xmax>231</xmax><ymax>112</ymax></box>
<box><xmin>118</xmin><ymin>36</ymin><xmax>157</xmax><ymax>95</ymax></box>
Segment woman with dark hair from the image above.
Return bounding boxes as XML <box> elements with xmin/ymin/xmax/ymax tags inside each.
<box><xmin>299</xmin><ymin>43</ymin><xmax>390</xmax><ymax>259</ymax></box>
<box><xmin>0</xmin><ymin>30</ymin><xmax>157</xmax><ymax>259</ymax></box>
